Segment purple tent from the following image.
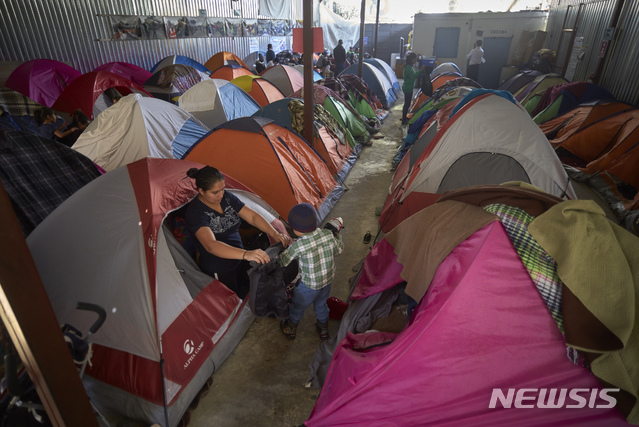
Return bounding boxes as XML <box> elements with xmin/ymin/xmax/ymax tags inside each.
<box><xmin>306</xmin><ymin>186</ymin><xmax>633</xmax><ymax>426</ymax></box>
<box><xmin>5</xmin><ymin>59</ymin><xmax>82</xmax><ymax>108</ymax></box>
<box><xmin>93</xmin><ymin>62</ymin><xmax>153</xmax><ymax>85</ymax></box>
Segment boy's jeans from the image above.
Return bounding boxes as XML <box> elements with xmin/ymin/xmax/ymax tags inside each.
<box><xmin>289</xmin><ymin>281</ymin><xmax>331</xmax><ymax>325</ymax></box>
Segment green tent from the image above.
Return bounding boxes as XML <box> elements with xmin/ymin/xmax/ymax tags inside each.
<box><xmin>322</xmin><ymin>95</ymin><xmax>370</xmax><ymax>146</ymax></box>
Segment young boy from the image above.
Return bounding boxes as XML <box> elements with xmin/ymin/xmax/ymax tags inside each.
<box><xmin>279</xmin><ymin>203</ymin><xmax>344</xmax><ymax>340</ymax></box>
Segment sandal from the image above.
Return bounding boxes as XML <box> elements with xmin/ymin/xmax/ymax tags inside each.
<box><xmin>315</xmin><ymin>321</ymin><xmax>329</xmax><ymax>340</ymax></box>
<box><xmin>280</xmin><ymin>319</ymin><xmax>297</xmax><ymax>340</ymax></box>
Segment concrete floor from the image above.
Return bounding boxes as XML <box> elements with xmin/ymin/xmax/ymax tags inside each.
<box><xmin>184</xmin><ymin>103</ymin><xmax>405</xmax><ymax>427</ymax></box>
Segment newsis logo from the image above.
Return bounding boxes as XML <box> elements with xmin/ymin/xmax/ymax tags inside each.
<box><xmin>183</xmin><ymin>339</ymin><xmax>204</xmax><ymax>369</ymax></box>
<box><xmin>489</xmin><ymin>388</ymin><xmax>619</xmax><ymax>409</ymax></box>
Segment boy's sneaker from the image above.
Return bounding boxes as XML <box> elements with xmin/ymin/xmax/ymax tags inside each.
<box><xmin>280</xmin><ymin>319</ymin><xmax>297</xmax><ymax>340</ymax></box>
<box><xmin>315</xmin><ymin>321</ymin><xmax>329</xmax><ymax>340</ymax></box>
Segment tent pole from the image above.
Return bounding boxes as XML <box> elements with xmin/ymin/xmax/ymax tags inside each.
<box><xmin>357</xmin><ymin>0</ymin><xmax>366</xmax><ymax>78</ymax></box>
<box><xmin>303</xmin><ymin>0</ymin><xmax>314</xmax><ymax>145</ymax></box>
<box><xmin>160</xmin><ymin>355</ymin><xmax>170</xmax><ymax>427</ymax></box>
<box><xmin>373</xmin><ymin>0</ymin><xmax>381</xmax><ymax>58</ymax></box>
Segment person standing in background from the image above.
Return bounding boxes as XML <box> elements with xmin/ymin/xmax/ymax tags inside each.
<box><xmin>266</xmin><ymin>43</ymin><xmax>275</xmax><ymax>64</ymax></box>
<box><xmin>333</xmin><ymin>40</ymin><xmax>346</xmax><ymax>76</ymax></box>
<box><xmin>466</xmin><ymin>40</ymin><xmax>485</xmax><ymax>82</ymax></box>
<box><xmin>401</xmin><ymin>53</ymin><xmax>423</xmax><ymax>125</ymax></box>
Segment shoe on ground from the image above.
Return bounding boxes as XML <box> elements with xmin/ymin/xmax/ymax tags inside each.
<box><xmin>280</xmin><ymin>319</ymin><xmax>297</xmax><ymax>340</ymax></box>
<box><xmin>315</xmin><ymin>321</ymin><xmax>329</xmax><ymax>340</ymax></box>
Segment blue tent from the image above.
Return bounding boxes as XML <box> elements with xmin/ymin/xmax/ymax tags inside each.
<box><xmin>341</xmin><ymin>63</ymin><xmax>396</xmax><ymax>109</ymax></box>
<box><xmin>292</xmin><ymin>65</ymin><xmax>323</xmax><ymax>82</ymax></box>
<box><xmin>364</xmin><ymin>58</ymin><xmax>400</xmax><ymax>96</ymax></box>
<box><xmin>251</xmin><ymin>97</ymin><xmax>296</xmax><ymax>130</ymax></box>
<box><xmin>178</xmin><ymin>79</ymin><xmax>260</xmax><ymax>130</ymax></box>
<box><xmin>150</xmin><ymin>55</ymin><xmax>211</xmax><ymax>75</ymax></box>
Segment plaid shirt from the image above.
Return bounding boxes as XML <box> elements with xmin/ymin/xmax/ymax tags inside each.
<box><xmin>0</xmin><ymin>88</ymin><xmax>42</xmax><ymax>116</ymax></box>
<box><xmin>484</xmin><ymin>203</ymin><xmax>564</xmax><ymax>331</ymax></box>
<box><xmin>484</xmin><ymin>203</ymin><xmax>585</xmax><ymax>367</ymax></box>
<box><xmin>0</xmin><ymin>130</ymin><xmax>102</xmax><ymax>236</ymax></box>
<box><xmin>278</xmin><ymin>228</ymin><xmax>344</xmax><ymax>290</ymax></box>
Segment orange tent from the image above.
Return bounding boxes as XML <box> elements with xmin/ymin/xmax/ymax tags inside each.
<box><xmin>540</xmin><ymin>101</ymin><xmax>634</xmax><ymax>145</ymax></box>
<box><xmin>314</xmin><ymin>124</ymin><xmax>356</xmax><ymax>179</ymax></box>
<box><xmin>431</xmin><ymin>73</ymin><xmax>460</xmax><ymax>91</ymax></box>
<box><xmin>204</xmin><ymin>51</ymin><xmax>249</xmax><ymax>73</ymax></box>
<box><xmin>252</xmin><ymin>97</ymin><xmax>356</xmax><ymax>179</ymax></box>
<box><xmin>230</xmin><ymin>75</ymin><xmax>285</xmax><ymax>107</ymax></box>
<box><xmin>409</xmin><ymin>76</ymin><xmax>480</xmax><ymax>116</ymax></box>
<box><xmin>209</xmin><ymin>65</ymin><xmax>254</xmax><ymax>81</ymax></box>
<box><xmin>403</xmin><ymin>74</ymin><xmax>460</xmax><ymax>117</ymax></box>
<box><xmin>546</xmin><ymin>104</ymin><xmax>639</xmax><ymax>163</ymax></box>
<box><xmin>408</xmin><ymin>90</ymin><xmax>429</xmax><ymax>116</ymax></box>
<box><xmin>540</xmin><ymin>102</ymin><xmax>639</xmax><ymax>210</ymax></box>
<box><xmin>583</xmin><ymin>123</ymin><xmax>639</xmax><ymax>190</ymax></box>
<box><xmin>183</xmin><ymin>117</ymin><xmax>342</xmax><ymax>220</ymax></box>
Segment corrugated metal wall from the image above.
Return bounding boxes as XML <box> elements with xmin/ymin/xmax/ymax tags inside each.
<box><xmin>0</xmin><ymin>0</ymin><xmax>303</xmax><ymax>73</ymax></box>
<box><xmin>547</xmin><ymin>0</ymin><xmax>639</xmax><ymax>104</ymax></box>
<box><xmin>600</xmin><ymin>0</ymin><xmax>639</xmax><ymax>104</ymax></box>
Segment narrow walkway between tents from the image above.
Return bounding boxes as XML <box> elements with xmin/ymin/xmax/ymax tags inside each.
<box><xmin>181</xmin><ymin>87</ymin><xmax>405</xmax><ymax>427</ymax></box>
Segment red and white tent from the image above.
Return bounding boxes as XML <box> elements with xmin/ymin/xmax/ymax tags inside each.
<box><xmin>27</xmin><ymin>158</ymin><xmax>283</xmax><ymax>426</ymax></box>
<box><xmin>380</xmin><ymin>91</ymin><xmax>577</xmax><ymax>232</ymax></box>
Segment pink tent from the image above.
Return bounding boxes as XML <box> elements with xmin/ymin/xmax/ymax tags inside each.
<box><xmin>93</xmin><ymin>61</ymin><xmax>153</xmax><ymax>85</ymax></box>
<box><xmin>5</xmin><ymin>59</ymin><xmax>81</xmax><ymax>107</ymax></box>
<box><xmin>52</xmin><ymin>71</ymin><xmax>152</xmax><ymax>118</ymax></box>
<box><xmin>307</xmin><ymin>187</ymin><xmax>630</xmax><ymax>426</ymax></box>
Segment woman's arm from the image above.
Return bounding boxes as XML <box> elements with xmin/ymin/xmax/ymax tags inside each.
<box><xmin>239</xmin><ymin>206</ymin><xmax>291</xmax><ymax>248</ymax></box>
<box><xmin>194</xmin><ymin>226</ymin><xmax>270</xmax><ymax>264</ymax></box>
<box><xmin>53</xmin><ymin>127</ymin><xmax>78</xmax><ymax>139</ymax></box>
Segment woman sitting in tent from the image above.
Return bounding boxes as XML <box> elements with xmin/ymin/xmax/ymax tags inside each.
<box><xmin>57</xmin><ymin>109</ymin><xmax>90</xmax><ymax>147</ymax></box>
<box><xmin>185</xmin><ymin>166</ymin><xmax>291</xmax><ymax>298</ymax></box>
<box><xmin>34</xmin><ymin>107</ymin><xmax>67</xmax><ymax>141</ymax></box>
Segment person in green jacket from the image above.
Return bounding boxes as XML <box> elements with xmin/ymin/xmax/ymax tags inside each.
<box><xmin>401</xmin><ymin>52</ymin><xmax>423</xmax><ymax>125</ymax></box>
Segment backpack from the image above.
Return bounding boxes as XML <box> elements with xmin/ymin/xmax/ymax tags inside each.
<box><xmin>247</xmin><ymin>243</ymin><xmax>298</xmax><ymax>318</ymax></box>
